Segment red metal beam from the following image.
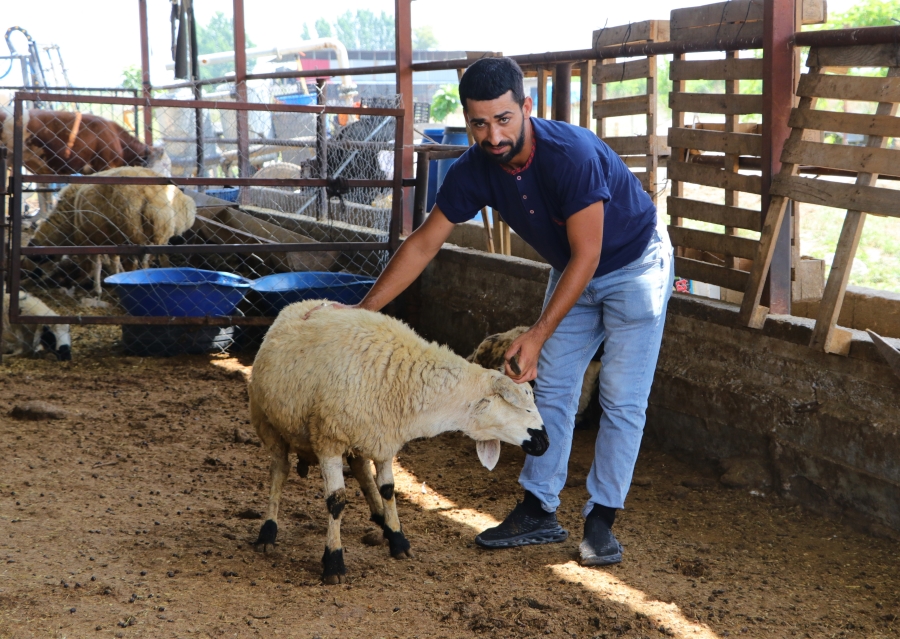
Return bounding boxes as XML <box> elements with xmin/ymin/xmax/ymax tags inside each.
<box><xmin>761</xmin><ymin>0</ymin><xmax>796</xmax><ymax>314</ymax></box>
<box><xmin>138</xmin><ymin>0</ymin><xmax>153</xmax><ymax>145</ymax></box>
<box><xmin>395</xmin><ymin>0</ymin><xmax>414</xmax><ymax>234</ymax></box>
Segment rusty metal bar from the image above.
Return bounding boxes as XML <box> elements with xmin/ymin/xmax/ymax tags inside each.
<box><xmin>315</xmin><ymin>78</ymin><xmax>328</xmax><ymax>222</ymax></box>
<box><xmin>23</xmin><ymin>175</ymin><xmax>394</xmax><ymax>187</ymax></box>
<box><xmin>248</xmin><ymin>65</ymin><xmax>399</xmax><ymax>82</ymax></box>
<box><xmin>761</xmin><ymin>0</ymin><xmax>796</xmax><ymax>315</ymax></box>
<box><xmin>14</xmin><ymin>92</ymin><xmax>404</xmax><ymax>116</ymax></box>
<box><xmin>9</xmin><ymin>99</ymin><xmax>24</xmax><ymax>323</ymax></box>
<box><xmin>396</xmin><ymin>0</ymin><xmax>415</xmax><ymax>235</ymax></box>
<box><xmin>138</xmin><ymin>0</ymin><xmax>154</xmax><ymax>145</ymax></box>
<box><xmin>15</xmin><ymin>315</ymin><xmax>276</xmax><ymax>327</ymax></box>
<box><xmin>793</xmin><ymin>25</ymin><xmax>900</xmax><ymax>47</ymax></box>
<box><xmin>0</xmin><ymin>147</ymin><xmax>7</xmax><ymax>365</ymax></box>
<box><xmin>390</xmin><ymin>112</ymin><xmax>405</xmax><ymax>252</ymax></box>
<box><xmin>21</xmin><ymin>242</ymin><xmax>391</xmax><ymax>256</ymax></box>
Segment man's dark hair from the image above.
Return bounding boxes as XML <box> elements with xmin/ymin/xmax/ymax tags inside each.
<box><xmin>458</xmin><ymin>57</ymin><xmax>526</xmax><ymax>109</ymax></box>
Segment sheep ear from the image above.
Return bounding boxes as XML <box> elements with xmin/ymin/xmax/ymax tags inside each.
<box><xmin>492</xmin><ymin>375</ymin><xmax>528</xmax><ymax>409</ymax></box>
<box><xmin>476</xmin><ymin>439</ymin><xmax>501</xmax><ymax>471</ymax></box>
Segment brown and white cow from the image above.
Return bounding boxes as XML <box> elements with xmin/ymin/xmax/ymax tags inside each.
<box><xmin>0</xmin><ymin>107</ymin><xmax>171</xmax><ymax>177</ymax></box>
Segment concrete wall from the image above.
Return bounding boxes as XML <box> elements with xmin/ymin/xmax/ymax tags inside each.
<box><xmin>410</xmin><ymin>243</ymin><xmax>900</xmax><ymax>535</ymax></box>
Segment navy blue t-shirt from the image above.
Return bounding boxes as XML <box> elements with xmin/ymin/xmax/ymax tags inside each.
<box><xmin>435</xmin><ymin>117</ymin><xmax>657</xmax><ymax>278</ymax></box>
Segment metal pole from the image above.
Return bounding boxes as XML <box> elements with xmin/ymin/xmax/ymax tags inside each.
<box><xmin>9</xmin><ymin>98</ymin><xmax>24</xmax><ymax>323</ymax></box>
<box><xmin>554</xmin><ymin>63</ymin><xmax>572</xmax><ymax>123</ymax></box>
<box><xmin>761</xmin><ymin>0</ymin><xmax>796</xmax><ymax>314</ymax></box>
<box><xmin>233</xmin><ymin>0</ymin><xmax>251</xmax><ymax>183</ymax></box>
<box><xmin>316</xmin><ymin>78</ymin><xmax>328</xmax><ymax>222</ymax></box>
<box><xmin>395</xmin><ymin>0</ymin><xmax>414</xmax><ymax>234</ymax></box>
<box><xmin>138</xmin><ymin>0</ymin><xmax>154</xmax><ymax>145</ymax></box>
<box><xmin>0</xmin><ymin>147</ymin><xmax>7</xmax><ymax>365</ymax></box>
<box><xmin>189</xmin><ymin>2</ymin><xmax>204</xmax><ymax>179</ymax></box>
<box><xmin>412</xmin><ymin>150</ymin><xmax>429</xmax><ymax>230</ymax></box>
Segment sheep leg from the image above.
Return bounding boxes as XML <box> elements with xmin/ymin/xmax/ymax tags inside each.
<box><xmin>347</xmin><ymin>454</ymin><xmax>387</xmax><ymax>547</ymax></box>
<box><xmin>92</xmin><ymin>256</ymin><xmax>103</xmax><ymax>297</ymax></box>
<box><xmin>253</xmin><ymin>440</ymin><xmax>290</xmax><ymax>554</ymax></box>
<box><xmin>320</xmin><ymin>455</ymin><xmax>348</xmax><ymax>585</ymax></box>
<box><xmin>374</xmin><ymin>460</ymin><xmax>413</xmax><ymax>559</ymax></box>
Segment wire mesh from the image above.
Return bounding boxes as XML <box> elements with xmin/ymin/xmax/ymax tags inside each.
<box><xmin>4</xmin><ymin>91</ymin><xmax>403</xmax><ymax>359</ymax></box>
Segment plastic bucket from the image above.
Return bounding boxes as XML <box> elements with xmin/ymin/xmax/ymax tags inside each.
<box><xmin>422</xmin><ymin>127</ymin><xmax>444</xmax><ymax>213</ymax></box>
<box><xmin>277</xmin><ymin>93</ymin><xmax>318</xmax><ymax>106</ymax></box>
<box><xmin>436</xmin><ymin>126</ymin><xmax>470</xmax><ymax>194</ymax></box>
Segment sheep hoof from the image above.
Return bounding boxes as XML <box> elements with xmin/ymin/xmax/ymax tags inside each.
<box><xmin>322</xmin><ymin>574</ymin><xmax>344</xmax><ymax>585</ymax></box>
<box><xmin>253</xmin><ymin>519</ymin><xmax>277</xmax><ymax>552</ymax></box>
<box><xmin>361</xmin><ymin>530</ymin><xmax>387</xmax><ymax>547</ymax></box>
<box><xmin>321</xmin><ymin>547</ymin><xmax>346</xmax><ymax>584</ymax></box>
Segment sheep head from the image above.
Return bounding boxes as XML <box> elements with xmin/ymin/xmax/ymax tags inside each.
<box><xmin>467</xmin><ymin>371</ymin><xmax>548</xmax><ymax>471</ymax></box>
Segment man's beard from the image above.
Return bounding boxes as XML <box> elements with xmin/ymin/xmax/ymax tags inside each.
<box><xmin>480</xmin><ymin>121</ymin><xmax>526</xmax><ymax>165</ymax></box>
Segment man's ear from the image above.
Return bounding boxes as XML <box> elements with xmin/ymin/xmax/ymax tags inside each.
<box><xmin>522</xmin><ymin>95</ymin><xmax>533</xmax><ymax>118</ymax></box>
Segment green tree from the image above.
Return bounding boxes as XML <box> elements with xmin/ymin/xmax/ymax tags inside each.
<box><xmin>301</xmin><ymin>22</ymin><xmax>311</xmax><ymax>40</ymax></box>
<box><xmin>821</xmin><ymin>0</ymin><xmax>900</xmax><ymax>28</ymax></box>
<box><xmin>331</xmin><ymin>10</ymin><xmax>395</xmax><ymax>50</ymax></box>
<box><xmin>430</xmin><ymin>84</ymin><xmax>461</xmax><ymax>122</ymax></box>
<box><xmin>315</xmin><ymin>18</ymin><xmax>333</xmax><ymax>38</ymax></box>
<box><xmin>121</xmin><ymin>64</ymin><xmax>142</xmax><ymax>91</ymax></box>
<box><xmin>413</xmin><ymin>26</ymin><xmax>438</xmax><ymax>51</ymax></box>
<box><xmin>195</xmin><ymin>11</ymin><xmax>255</xmax><ymax>81</ymax></box>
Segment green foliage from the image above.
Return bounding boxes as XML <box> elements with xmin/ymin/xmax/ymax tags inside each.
<box><xmin>195</xmin><ymin>11</ymin><xmax>255</xmax><ymax>81</ymax></box>
<box><xmin>301</xmin><ymin>22</ymin><xmax>311</xmax><ymax>40</ymax></box>
<box><xmin>413</xmin><ymin>26</ymin><xmax>439</xmax><ymax>51</ymax></box>
<box><xmin>822</xmin><ymin>0</ymin><xmax>900</xmax><ymax>28</ymax></box>
<box><xmin>331</xmin><ymin>10</ymin><xmax>395</xmax><ymax>50</ymax></box>
<box><xmin>430</xmin><ymin>84</ymin><xmax>461</xmax><ymax>123</ymax></box>
<box><xmin>121</xmin><ymin>64</ymin><xmax>142</xmax><ymax>90</ymax></box>
<box><xmin>315</xmin><ymin>18</ymin><xmax>333</xmax><ymax>38</ymax></box>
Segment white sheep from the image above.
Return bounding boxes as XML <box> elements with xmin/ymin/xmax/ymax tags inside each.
<box><xmin>29</xmin><ymin>166</ymin><xmax>196</xmax><ymax>296</ymax></box>
<box><xmin>2</xmin><ymin>291</ymin><xmax>71</xmax><ymax>360</ymax></box>
<box><xmin>248</xmin><ymin>300</ymin><xmax>549</xmax><ymax>584</ymax></box>
<box><xmin>468</xmin><ymin>326</ymin><xmax>602</xmax><ymax>429</ymax></box>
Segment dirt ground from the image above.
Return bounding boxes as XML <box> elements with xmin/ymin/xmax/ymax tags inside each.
<box><xmin>0</xmin><ymin>338</ymin><xmax>898</xmax><ymax>639</ymax></box>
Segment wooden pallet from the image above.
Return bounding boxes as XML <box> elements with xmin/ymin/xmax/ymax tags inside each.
<box><xmin>592</xmin><ymin>20</ymin><xmax>669</xmax><ymax>202</ymax></box>
<box><xmin>667</xmin><ymin>20</ymin><xmax>764</xmax><ymax>295</ymax></box>
<box><xmin>739</xmin><ymin>43</ymin><xmax>900</xmax><ymax>355</ymax></box>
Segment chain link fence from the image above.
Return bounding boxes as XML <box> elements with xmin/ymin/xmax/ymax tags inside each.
<box><xmin>2</xmin><ymin>91</ymin><xmax>403</xmax><ymax>359</ymax></box>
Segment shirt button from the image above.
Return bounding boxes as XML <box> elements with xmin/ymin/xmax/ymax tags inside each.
<box><xmin>523</xmin><ymin>195</ymin><xmax>527</xmax><ymax>200</ymax></box>
<box><xmin>529</xmin><ymin>210</ymin><xmax>535</xmax><ymax>214</ymax></box>
<box><xmin>516</xmin><ymin>176</ymin><xmax>521</xmax><ymax>181</ymax></box>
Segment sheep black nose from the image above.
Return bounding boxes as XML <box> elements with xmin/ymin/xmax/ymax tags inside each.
<box><xmin>521</xmin><ymin>426</ymin><xmax>548</xmax><ymax>456</ymax></box>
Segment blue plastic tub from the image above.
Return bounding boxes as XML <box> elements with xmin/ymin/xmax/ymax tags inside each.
<box><xmin>422</xmin><ymin>127</ymin><xmax>444</xmax><ymax>213</ymax></box>
<box><xmin>105</xmin><ymin>268</ymin><xmax>252</xmax><ymax>317</ymax></box>
<box><xmin>251</xmin><ymin>272</ymin><xmax>376</xmax><ymax>315</ymax></box>
<box><xmin>436</xmin><ymin>126</ymin><xmax>470</xmax><ymax>191</ymax></box>
<box><xmin>277</xmin><ymin>93</ymin><xmax>318</xmax><ymax>106</ymax></box>
<box><xmin>206</xmin><ymin>187</ymin><xmax>240</xmax><ymax>202</ymax></box>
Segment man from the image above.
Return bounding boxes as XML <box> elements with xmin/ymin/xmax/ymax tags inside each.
<box><xmin>331</xmin><ymin>56</ymin><xmax>673</xmax><ymax>566</ymax></box>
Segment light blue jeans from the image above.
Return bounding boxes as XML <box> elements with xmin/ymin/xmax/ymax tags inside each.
<box><xmin>520</xmin><ymin>225</ymin><xmax>674</xmax><ymax>516</ymax></box>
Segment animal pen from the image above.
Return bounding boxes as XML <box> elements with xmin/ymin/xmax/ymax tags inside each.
<box><xmin>2</xmin><ymin>0</ymin><xmax>900</xmax><ymax>636</ymax></box>
<box><xmin>2</xmin><ymin>92</ymin><xmax>404</xmax><ymax>355</ymax></box>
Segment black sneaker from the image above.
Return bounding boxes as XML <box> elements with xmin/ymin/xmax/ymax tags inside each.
<box><xmin>579</xmin><ymin>510</ymin><xmax>623</xmax><ymax>566</ymax></box>
<box><xmin>475</xmin><ymin>491</ymin><xmax>569</xmax><ymax>549</ymax></box>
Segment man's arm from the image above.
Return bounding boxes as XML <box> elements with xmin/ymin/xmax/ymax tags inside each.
<box><xmin>504</xmin><ymin>201</ymin><xmax>604</xmax><ymax>383</ymax></box>
<box><xmin>357</xmin><ymin>205</ymin><xmax>456</xmax><ymax>312</ymax></box>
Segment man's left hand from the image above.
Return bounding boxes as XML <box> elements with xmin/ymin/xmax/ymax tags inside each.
<box><xmin>503</xmin><ymin>328</ymin><xmax>548</xmax><ymax>383</ymax></box>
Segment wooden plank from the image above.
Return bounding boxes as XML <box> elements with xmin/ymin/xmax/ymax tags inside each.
<box><xmin>674</xmin><ymin>256</ymin><xmax>750</xmax><ymax>291</ymax></box>
<box><xmin>667</xmin><ymin>196</ymin><xmax>762</xmax><ymax>231</ymax></box>
<box><xmin>593</xmin><ymin>20</ymin><xmax>670</xmax><ymax>50</ymax></box>
<box><xmin>807</xmin><ymin>43</ymin><xmax>900</xmax><ymax>69</ymax></box>
<box><xmin>579</xmin><ymin>61</ymin><xmax>595</xmax><ymax>129</ymax></box>
<box><xmin>623</xmin><ymin>156</ymin><xmax>650</xmax><ymax>168</ymax></box>
<box><xmin>669</xmin><ymin>92</ymin><xmax>763</xmax><ymax>115</ymax></box>
<box><xmin>801</xmin><ymin>0</ymin><xmax>827</xmax><ymax>24</ymax></box>
<box><xmin>668</xmin><ymin>127</ymin><xmax>762</xmax><ymax>156</ymax></box>
<box><xmin>670</xmin><ymin>58</ymin><xmax>763</xmax><ymax>81</ymax></box>
<box><xmin>636</xmin><ymin>171</ymin><xmax>651</xmax><ymax>191</ymax></box>
<box><xmin>594</xmin><ymin>58</ymin><xmax>652</xmax><ymax>84</ymax></box>
<box><xmin>770</xmin><ymin>175</ymin><xmax>900</xmax><ymax>217</ymax></box>
<box><xmin>671</xmin><ymin>0</ymin><xmax>763</xmax><ymax>30</ymax></box>
<box><xmin>796</xmin><ymin>73</ymin><xmax>900</xmax><ymax>104</ymax></box>
<box><xmin>593</xmin><ymin>94</ymin><xmax>653</xmax><ymax>118</ymax></box>
<box><xmin>693</xmin><ymin>122</ymin><xmax>762</xmax><ymax>134</ymax></box>
<box><xmin>781</xmin><ymin>138</ymin><xmax>900</xmax><ymax>178</ymax></box>
<box><xmin>668</xmin><ymin>225</ymin><xmax>759</xmax><ymax>260</ymax></box>
<box><xmin>668</xmin><ymin>160</ymin><xmax>763</xmax><ymax>193</ymax></box>
<box><xmin>671</xmin><ymin>21</ymin><xmax>764</xmax><ymax>44</ymax></box>
<box><xmin>788</xmin><ymin>108</ymin><xmax>900</xmax><ymax>140</ymax></box>
<box><xmin>605</xmin><ymin>135</ymin><xmax>652</xmax><ymax>155</ymax></box>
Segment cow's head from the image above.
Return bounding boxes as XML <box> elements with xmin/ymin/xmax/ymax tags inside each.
<box><xmin>464</xmin><ymin>371</ymin><xmax>548</xmax><ymax>471</ymax></box>
<box><xmin>146</xmin><ymin>146</ymin><xmax>172</xmax><ymax>177</ymax></box>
